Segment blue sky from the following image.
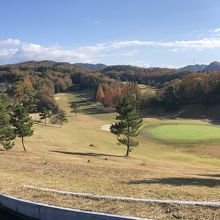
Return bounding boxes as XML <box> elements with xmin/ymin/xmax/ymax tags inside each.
<box><xmin>0</xmin><ymin>0</ymin><xmax>220</xmax><ymax>67</ymax></box>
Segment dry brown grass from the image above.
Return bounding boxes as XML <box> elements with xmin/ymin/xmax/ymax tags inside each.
<box><xmin>5</xmin><ymin>189</ymin><xmax>220</xmax><ymax>220</ymax></box>
<box><xmin>0</xmin><ymin>92</ymin><xmax>219</xmax><ymax>219</ymax></box>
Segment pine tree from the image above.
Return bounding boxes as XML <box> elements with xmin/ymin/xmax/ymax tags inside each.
<box><xmin>39</xmin><ymin>107</ymin><xmax>52</xmax><ymax>124</ymax></box>
<box><xmin>10</xmin><ymin>105</ymin><xmax>34</xmax><ymax>151</ymax></box>
<box><xmin>71</xmin><ymin>102</ymin><xmax>79</xmax><ymax>116</ymax></box>
<box><xmin>96</xmin><ymin>84</ymin><xmax>105</xmax><ymax>102</ymax></box>
<box><xmin>51</xmin><ymin>110</ymin><xmax>68</xmax><ymax>127</ymax></box>
<box><xmin>0</xmin><ymin>100</ymin><xmax>16</xmax><ymax>150</ymax></box>
<box><xmin>110</xmin><ymin>97</ymin><xmax>143</xmax><ymax>157</ymax></box>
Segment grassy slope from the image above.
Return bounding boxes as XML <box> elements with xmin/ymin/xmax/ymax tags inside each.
<box><xmin>0</xmin><ymin>90</ymin><xmax>219</xmax><ymax>219</ymax></box>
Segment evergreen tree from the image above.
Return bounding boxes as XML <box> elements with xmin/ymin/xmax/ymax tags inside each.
<box><xmin>110</xmin><ymin>97</ymin><xmax>143</xmax><ymax>157</ymax></box>
<box><xmin>0</xmin><ymin>99</ymin><xmax>16</xmax><ymax>150</ymax></box>
<box><xmin>39</xmin><ymin>107</ymin><xmax>52</xmax><ymax>124</ymax></box>
<box><xmin>70</xmin><ymin>102</ymin><xmax>79</xmax><ymax>116</ymax></box>
<box><xmin>51</xmin><ymin>110</ymin><xmax>68</xmax><ymax>127</ymax></box>
<box><xmin>10</xmin><ymin>105</ymin><xmax>34</xmax><ymax>151</ymax></box>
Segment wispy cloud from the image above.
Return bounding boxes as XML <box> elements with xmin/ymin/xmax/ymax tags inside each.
<box><xmin>207</xmin><ymin>28</ymin><xmax>220</xmax><ymax>37</ymax></box>
<box><xmin>85</xmin><ymin>17</ymin><xmax>100</xmax><ymax>24</ymax></box>
<box><xmin>213</xmin><ymin>28</ymin><xmax>220</xmax><ymax>33</ymax></box>
<box><xmin>120</xmin><ymin>38</ymin><xmax>220</xmax><ymax>49</ymax></box>
<box><xmin>0</xmin><ymin>37</ymin><xmax>220</xmax><ymax>64</ymax></box>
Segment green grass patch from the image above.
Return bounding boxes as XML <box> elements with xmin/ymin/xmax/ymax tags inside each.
<box><xmin>142</xmin><ymin>124</ymin><xmax>220</xmax><ymax>144</ymax></box>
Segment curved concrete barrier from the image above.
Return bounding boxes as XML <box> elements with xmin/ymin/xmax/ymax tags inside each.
<box><xmin>25</xmin><ymin>185</ymin><xmax>220</xmax><ymax>207</ymax></box>
<box><xmin>0</xmin><ymin>194</ymin><xmax>150</xmax><ymax>220</ymax></box>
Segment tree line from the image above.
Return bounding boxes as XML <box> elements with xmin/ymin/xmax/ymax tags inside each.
<box><xmin>153</xmin><ymin>71</ymin><xmax>220</xmax><ymax>109</ymax></box>
<box><xmin>0</xmin><ymin>61</ymin><xmax>121</xmax><ymax>113</ymax></box>
<box><xmin>101</xmin><ymin>65</ymin><xmax>193</xmax><ymax>88</ymax></box>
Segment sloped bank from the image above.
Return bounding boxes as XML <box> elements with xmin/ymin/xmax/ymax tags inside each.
<box><xmin>0</xmin><ymin>194</ymin><xmax>149</xmax><ymax>220</ymax></box>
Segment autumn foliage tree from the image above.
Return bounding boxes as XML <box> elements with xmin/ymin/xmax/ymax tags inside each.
<box><xmin>98</xmin><ymin>83</ymin><xmax>121</xmax><ymax>107</ymax></box>
<box><xmin>96</xmin><ymin>84</ymin><xmax>105</xmax><ymax>102</ymax></box>
<box><xmin>12</xmin><ymin>75</ymin><xmax>37</xmax><ymax>112</ymax></box>
<box><xmin>100</xmin><ymin>82</ymin><xmax>141</xmax><ymax>108</ymax></box>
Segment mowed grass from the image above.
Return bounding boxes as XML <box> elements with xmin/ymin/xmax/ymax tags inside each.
<box><xmin>0</xmin><ymin>90</ymin><xmax>219</xmax><ymax>219</ymax></box>
<box><xmin>138</xmin><ymin>84</ymin><xmax>157</xmax><ymax>95</ymax></box>
<box><xmin>142</xmin><ymin>124</ymin><xmax>220</xmax><ymax>144</ymax></box>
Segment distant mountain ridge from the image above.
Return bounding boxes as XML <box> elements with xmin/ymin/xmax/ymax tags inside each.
<box><xmin>2</xmin><ymin>60</ymin><xmax>220</xmax><ymax>73</ymax></box>
<box><xmin>74</xmin><ymin>63</ymin><xmax>107</xmax><ymax>71</ymax></box>
<box><xmin>203</xmin><ymin>61</ymin><xmax>220</xmax><ymax>71</ymax></box>
<box><xmin>3</xmin><ymin>60</ymin><xmax>108</xmax><ymax>72</ymax></box>
<box><xmin>9</xmin><ymin>60</ymin><xmax>85</xmax><ymax>71</ymax></box>
<box><xmin>179</xmin><ymin>61</ymin><xmax>220</xmax><ymax>72</ymax></box>
<box><xmin>179</xmin><ymin>64</ymin><xmax>207</xmax><ymax>72</ymax></box>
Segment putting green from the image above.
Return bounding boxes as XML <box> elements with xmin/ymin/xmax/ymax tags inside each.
<box><xmin>142</xmin><ymin>124</ymin><xmax>220</xmax><ymax>143</ymax></box>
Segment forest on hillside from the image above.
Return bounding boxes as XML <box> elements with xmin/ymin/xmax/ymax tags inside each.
<box><xmin>1</xmin><ymin>61</ymin><xmax>220</xmax><ymax>114</ymax></box>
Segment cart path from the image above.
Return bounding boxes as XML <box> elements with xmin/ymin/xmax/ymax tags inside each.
<box><xmin>25</xmin><ymin>185</ymin><xmax>220</xmax><ymax>207</ymax></box>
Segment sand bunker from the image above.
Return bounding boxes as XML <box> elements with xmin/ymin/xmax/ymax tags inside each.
<box><xmin>101</xmin><ymin>124</ymin><xmax>111</xmax><ymax>131</ymax></box>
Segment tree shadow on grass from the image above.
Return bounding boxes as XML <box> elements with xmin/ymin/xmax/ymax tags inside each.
<box><xmin>69</xmin><ymin>100</ymin><xmax>93</xmax><ymax>107</ymax></box>
<box><xmin>80</xmin><ymin>106</ymin><xmax>114</xmax><ymax>115</ymax></box>
<box><xmin>127</xmin><ymin>177</ymin><xmax>220</xmax><ymax>187</ymax></box>
<box><xmin>75</xmin><ymin>90</ymin><xmax>95</xmax><ymax>100</ymax></box>
<box><xmin>50</xmin><ymin>150</ymin><xmax>123</xmax><ymax>158</ymax></box>
<box><xmin>196</xmin><ymin>174</ymin><xmax>220</xmax><ymax>178</ymax></box>
<box><xmin>68</xmin><ymin>99</ymin><xmax>114</xmax><ymax>115</ymax></box>
<box><xmin>68</xmin><ymin>89</ymin><xmax>115</xmax><ymax>115</ymax></box>
<box><xmin>34</xmin><ymin>121</ymin><xmax>57</xmax><ymax>127</ymax></box>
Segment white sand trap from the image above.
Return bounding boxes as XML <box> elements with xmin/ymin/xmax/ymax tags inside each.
<box><xmin>55</xmin><ymin>97</ymin><xmax>60</xmax><ymax>100</ymax></box>
<box><xmin>101</xmin><ymin>124</ymin><xmax>111</xmax><ymax>131</ymax></box>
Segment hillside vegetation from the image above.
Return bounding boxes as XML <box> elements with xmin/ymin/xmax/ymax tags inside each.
<box><xmin>2</xmin><ymin>61</ymin><xmax>220</xmax><ymax>115</ymax></box>
<box><xmin>0</xmin><ymin>90</ymin><xmax>219</xmax><ymax>219</ymax></box>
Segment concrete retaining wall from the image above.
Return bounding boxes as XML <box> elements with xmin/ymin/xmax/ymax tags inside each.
<box><xmin>25</xmin><ymin>185</ymin><xmax>220</xmax><ymax>207</ymax></box>
<box><xmin>0</xmin><ymin>194</ymin><xmax>149</xmax><ymax>220</ymax></box>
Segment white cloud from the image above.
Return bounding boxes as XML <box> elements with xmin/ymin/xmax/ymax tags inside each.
<box><xmin>0</xmin><ymin>38</ymin><xmax>21</xmax><ymax>46</ymax></box>
<box><xmin>129</xmin><ymin>60</ymin><xmax>150</xmax><ymax>68</ymax></box>
<box><xmin>161</xmin><ymin>38</ymin><xmax>220</xmax><ymax>49</ymax></box>
<box><xmin>0</xmin><ymin>37</ymin><xmax>220</xmax><ymax>64</ymax></box>
<box><xmin>214</xmin><ymin>28</ymin><xmax>220</xmax><ymax>33</ymax></box>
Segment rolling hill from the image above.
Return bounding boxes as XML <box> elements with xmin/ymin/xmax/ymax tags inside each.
<box><xmin>203</xmin><ymin>61</ymin><xmax>220</xmax><ymax>71</ymax></box>
<box><xmin>74</xmin><ymin>63</ymin><xmax>107</xmax><ymax>71</ymax></box>
<box><xmin>179</xmin><ymin>64</ymin><xmax>207</xmax><ymax>72</ymax></box>
<box><xmin>179</xmin><ymin>61</ymin><xmax>220</xmax><ymax>72</ymax></box>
